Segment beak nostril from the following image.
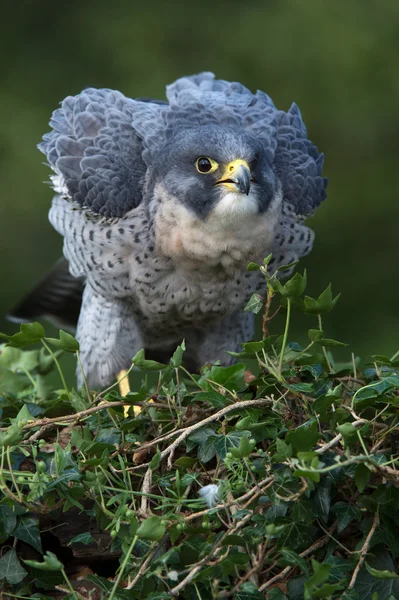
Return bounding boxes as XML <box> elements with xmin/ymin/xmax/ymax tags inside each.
<box><xmin>229</xmin><ymin>166</ymin><xmax>234</xmax><ymax>172</ymax></box>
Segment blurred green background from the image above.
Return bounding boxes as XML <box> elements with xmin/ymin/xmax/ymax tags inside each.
<box><xmin>1</xmin><ymin>0</ymin><xmax>399</xmax><ymax>371</ymax></box>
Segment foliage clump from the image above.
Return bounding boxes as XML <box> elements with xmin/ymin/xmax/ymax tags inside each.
<box><xmin>0</xmin><ymin>260</ymin><xmax>398</xmax><ymax>599</ymax></box>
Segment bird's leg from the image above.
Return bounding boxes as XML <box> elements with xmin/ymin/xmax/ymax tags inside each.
<box><xmin>117</xmin><ymin>368</ymin><xmax>131</xmax><ymax>396</ymax></box>
<box><xmin>117</xmin><ymin>368</ymin><xmax>141</xmax><ymax>417</ymax></box>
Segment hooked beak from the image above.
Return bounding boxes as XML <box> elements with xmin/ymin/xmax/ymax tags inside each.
<box><xmin>215</xmin><ymin>159</ymin><xmax>251</xmax><ymax>196</ymax></box>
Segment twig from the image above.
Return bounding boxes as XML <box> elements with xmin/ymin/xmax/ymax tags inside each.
<box><xmin>0</xmin><ymin>401</ymin><xmax>129</xmax><ymax>433</ymax></box>
<box><xmin>258</xmin><ymin>521</ymin><xmax>338</xmax><ymax>592</ymax></box>
<box><xmin>262</xmin><ymin>286</ymin><xmax>274</xmax><ymax>338</ymax></box>
<box><xmin>169</xmin><ymin>511</ymin><xmax>254</xmax><ymax>596</ymax></box>
<box><xmin>126</xmin><ymin>534</ymin><xmax>169</xmax><ymax>589</ymax></box>
<box><xmin>347</xmin><ymin>508</ymin><xmax>379</xmax><ymax>590</ymax></box>
<box><xmin>140</xmin><ymin>468</ymin><xmax>153</xmax><ymax>516</ymax></box>
<box><xmin>162</xmin><ymin>398</ymin><xmax>273</xmax><ymax>469</ymax></box>
<box><xmin>315</xmin><ymin>419</ymin><xmax>367</xmax><ymax>454</ymax></box>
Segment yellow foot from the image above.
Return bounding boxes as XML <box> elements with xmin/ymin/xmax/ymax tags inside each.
<box><xmin>117</xmin><ymin>369</ymin><xmax>141</xmax><ymax>417</ymax></box>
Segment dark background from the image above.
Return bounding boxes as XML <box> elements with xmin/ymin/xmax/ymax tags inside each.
<box><xmin>1</xmin><ymin>0</ymin><xmax>398</xmax><ymax>370</ymax></box>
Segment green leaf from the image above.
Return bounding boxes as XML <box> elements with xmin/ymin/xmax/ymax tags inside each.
<box><xmin>0</xmin><ymin>506</ymin><xmax>17</xmax><ymax>536</ymax></box>
<box><xmin>132</xmin><ymin>348</ymin><xmax>165</xmax><ymax>370</ymax></box>
<box><xmin>3</xmin><ymin>322</ymin><xmax>45</xmax><ymax>348</ymax></box>
<box><xmin>304</xmin><ymin>560</ymin><xmax>331</xmax><ymax>600</ymax></box>
<box><xmin>355</xmin><ymin>463</ymin><xmax>371</xmax><ymax>492</ymax></box>
<box><xmin>0</xmin><ymin>421</ymin><xmax>24</xmax><ymax>446</ymax></box>
<box><xmin>274</xmin><ymin>270</ymin><xmax>307</xmax><ymax>298</ymax></box>
<box><xmin>337</xmin><ymin>422</ymin><xmax>358</xmax><ymax>446</ymax></box>
<box><xmin>356</xmin><ymin>551</ymin><xmax>399</xmax><ymax>599</ymax></box>
<box><xmin>280</xmin><ymin>547</ymin><xmax>310</xmax><ymax>576</ymax></box>
<box><xmin>244</xmin><ymin>293</ymin><xmax>263</xmax><ymax>314</ymax></box>
<box><xmin>192</xmin><ymin>391</ymin><xmax>228</xmax><ymax>408</ymax></box>
<box><xmin>308</xmin><ymin>329</ymin><xmax>324</xmax><ymax>342</ymax></box>
<box><xmin>14</xmin><ymin>516</ymin><xmax>43</xmax><ymax>553</ymax></box>
<box><xmin>170</xmin><ymin>340</ymin><xmax>186</xmax><ymax>368</ymax></box>
<box><xmin>234</xmin><ymin>585</ymin><xmax>265</xmax><ymax>599</ymax></box>
<box><xmin>241</xmin><ymin>340</ymin><xmax>265</xmax><ymax>353</ymax></box>
<box><xmin>332</xmin><ymin>501</ymin><xmax>362</xmax><ymax>533</ymax></box>
<box><xmin>0</xmin><ymin>549</ymin><xmax>28</xmax><ymax>584</ymax></box>
<box><xmin>14</xmin><ymin>403</ymin><xmax>35</xmax><ymax>424</ymax></box>
<box><xmin>273</xmin><ymin>438</ymin><xmax>293</xmax><ymax>461</ymax></box>
<box><xmin>247</xmin><ymin>262</ymin><xmax>260</xmax><ymax>271</ymax></box>
<box><xmin>0</xmin><ymin>346</ymin><xmax>40</xmax><ymax>373</ymax></box>
<box><xmin>265</xmin><ymin>589</ymin><xmax>288</xmax><ymax>600</ymax></box>
<box><xmin>318</xmin><ymin>338</ymin><xmax>348</xmax><ymax>347</ymax></box>
<box><xmin>136</xmin><ymin>516</ymin><xmax>166</xmax><ymax>541</ymax></box>
<box><xmin>202</xmin><ymin>363</ymin><xmax>246</xmax><ymax>391</ymax></box>
<box><xmin>214</xmin><ymin>430</ymin><xmax>252</xmax><ymax>459</ymax></box>
<box><xmin>45</xmin><ymin>330</ymin><xmax>79</xmax><ymax>352</ymax></box>
<box><xmin>286</xmin><ymin>419</ymin><xmax>320</xmax><ymax>453</ymax></box>
<box><xmin>226</xmin><ymin>433</ymin><xmax>252</xmax><ymax>459</ymax></box>
<box><xmin>221</xmin><ymin>534</ymin><xmax>248</xmax><ymax>547</ymax></box>
<box><xmin>149</xmin><ymin>447</ymin><xmax>161</xmax><ymax>470</ymax></box>
<box><xmin>303</xmin><ymin>284</ymin><xmax>341</xmax><ymax>315</ymax></box>
<box><xmin>24</xmin><ymin>551</ymin><xmax>63</xmax><ymax>571</ymax></box>
<box><xmin>174</xmin><ymin>456</ymin><xmax>197</xmax><ymax>469</ymax></box>
<box><xmin>365</xmin><ymin>563</ymin><xmax>399</xmax><ymax>579</ymax></box>
<box><xmin>68</xmin><ymin>532</ymin><xmax>95</xmax><ymax>546</ymax></box>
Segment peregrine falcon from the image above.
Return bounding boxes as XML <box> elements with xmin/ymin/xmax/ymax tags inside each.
<box><xmin>9</xmin><ymin>73</ymin><xmax>327</xmax><ymax>388</ymax></box>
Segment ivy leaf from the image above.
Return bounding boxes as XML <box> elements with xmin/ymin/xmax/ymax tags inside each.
<box><xmin>3</xmin><ymin>322</ymin><xmax>45</xmax><ymax>348</ymax></box>
<box><xmin>355</xmin><ymin>551</ymin><xmax>399</xmax><ymax>599</ymax></box>
<box><xmin>273</xmin><ymin>438</ymin><xmax>293</xmax><ymax>461</ymax></box>
<box><xmin>244</xmin><ymin>293</ymin><xmax>263</xmax><ymax>314</ymax></box>
<box><xmin>265</xmin><ymin>589</ymin><xmax>288</xmax><ymax>600</ymax></box>
<box><xmin>24</xmin><ymin>551</ymin><xmax>63</xmax><ymax>571</ymax></box>
<box><xmin>45</xmin><ymin>330</ymin><xmax>79</xmax><ymax>352</ymax></box>
<box><xmin>234</xmin><ymin>583</ymin><xmax>265</xmax><ymax>599</ymax></box>
<box><xmin>132</xmin><ymin>348</ymin><xmax>165</xmax><ymax>371</ymax></box>
<box><xmin>14</xmin><ymin>516</ymin><xmax>43</xmax><ymax>553</ymax></box>
<box><xmin>150</xmin><ymin>447</ymin><xmax>161</xmax><ymax>470</ymax></box>
<box><xmin>191</xmin><ymin>391</ymin><xmax>228</xmax><ymax>408</ymax></box>
<box><xmin>365</xmin><ymin>563</ymin><xmax>399</xmax><ymax>579</ymax></box>
<box><xmin>337</xmin><ymin>422</ymin><xmax>358</xmax><ymax>447</ymax></box>
<box><xmin>280</xmin><ymin>547</ymin><xmax>310</xmax><ymax>576</ymax></box>
<box><xmin>136</xmin><ymin>516</ymin><xmax>166</xmax><ymax>541</ymax></box>
<box><xmin>68</xmin><ymin>532</ymin><xmax>95</xmax><ymax>546</ymax></box>
<box><xmin>202</xmin><ymin>363</ymin><xmax>246</xmax><ymax>391</ymax></box>
<box><xmin>0</xmin><ymin>549</ymin><xmax>27</xmax><ymax>584</ymax></box>
<box><xmin>170</xmin><ymin>340</ymin><xmax>186</xmax><ymax>368</ymax></box>
<box><xmin>308</xmin><ymin>329</ymin><xmax>324</xmax><ymax>342</ymax></box>
<box><xmin>274</xmin><ymin>270</ymin><xmax>307</xmax><ymax>298</ymax></box>
<box><xmin>247</xmin><ymin>262</ymin><xmax>260</xmax><ymax>271</ymax></box>
<box><xmin>304</xmin><ymin>560</ymin><xmax>331</xmax><ymax>600</ymax></box>
<box><xmin>286</xmin><ymin>419</ymin><xmax>320</xmax><ymax>453</ymax></box>
<box><xmin>221</xmin><ymin>432</ymin><xmax>252</xmax><ymax>459</ymax></box>
<box><xmin>333</xmin><ymin>502</ymin><xmax>362</xmax><ymax>533</ymax></box>
<box><xmin>303</xmin><ymin>285</ymin><xmax>341</xmax><ymax>315</ymax></box>
<box><xmin>0</xmin><ymin>421</ymin><xmax>24</xmax><ymax>447</ymax></box>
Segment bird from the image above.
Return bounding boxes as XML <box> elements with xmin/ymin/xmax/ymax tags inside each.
<box><xmin>9</xmin><ymin>72</ymin><xmax>327</xmax><ymax>390</ymax></box>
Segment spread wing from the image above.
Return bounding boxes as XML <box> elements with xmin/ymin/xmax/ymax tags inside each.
<box><xmin>39</xmin><ymin>89</ymin><xmax>167</xmax><ymax>218</ymax></box>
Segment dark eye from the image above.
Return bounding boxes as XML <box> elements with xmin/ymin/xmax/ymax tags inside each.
<box><xmin>195</xmin><ymin>156</ymin><xmax>218</xmax><ymax>174</ymax></box>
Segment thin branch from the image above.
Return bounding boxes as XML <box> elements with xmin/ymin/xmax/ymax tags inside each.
<box><xmin>162</xmin><ymin>398</ymin><xmax>273</xmax><ymax>469</ymax></box>
<box><xmin>258</xmin><ymin>521</ymin><xmax>338</xmax><ymax>592</ymax></box>
<box><xmin>347</xmin><ymin>509</ymin><xmax>379</xmax><ymax>591</ymax></box>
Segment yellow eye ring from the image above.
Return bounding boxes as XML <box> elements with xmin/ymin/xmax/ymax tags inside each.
<box><xmin>195</xmin><ymin>156</ymin><xmax>219</xmax><ymax>174</ymax></box>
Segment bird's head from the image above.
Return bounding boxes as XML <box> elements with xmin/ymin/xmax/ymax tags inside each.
<box><xmin>150</xmin><ymin>125</ymin><xmax>280</xmax><ymax>223</ymax></box>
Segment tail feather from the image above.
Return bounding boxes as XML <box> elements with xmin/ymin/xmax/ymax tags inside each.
<box><xmin>7</xmin><ymin>257</ymin><xmax>83</xmax><ymax>331</ymax></box>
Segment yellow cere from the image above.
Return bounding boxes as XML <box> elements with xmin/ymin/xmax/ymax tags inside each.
<box><xmin>218</xmin><ymin>159</ymin><xmax>250</xmax><ymax>183</ymax></box>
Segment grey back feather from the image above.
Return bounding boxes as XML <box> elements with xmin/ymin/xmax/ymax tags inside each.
<box><xmin>39</xmin><ymin>73</ymin><xmax>327</xmax><ymax>219</ymax></box>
